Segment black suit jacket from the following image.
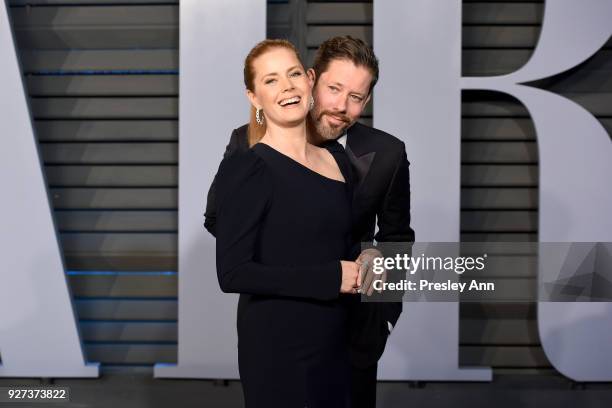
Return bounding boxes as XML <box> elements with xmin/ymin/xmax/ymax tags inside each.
<box><xmin>204</xmin><ymin>122</ymin><xmax>415</xmax><ymax>368</ymax></box>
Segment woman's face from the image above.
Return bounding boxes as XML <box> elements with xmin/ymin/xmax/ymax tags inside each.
<box><xmin>247</xmin><ymin>47</ymin><xmax>313</xmax><ymax>128</ymax></box>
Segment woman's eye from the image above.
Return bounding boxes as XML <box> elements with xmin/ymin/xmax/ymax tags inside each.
<box><xmin>290</xmin><ymin>71</ymin><xmax>302</xmax><ymax>77</ymax></box>
<box><xmin>265</xmin><ymin>78</ymin><xmax>276</xmax><ymax>85</ymax></box>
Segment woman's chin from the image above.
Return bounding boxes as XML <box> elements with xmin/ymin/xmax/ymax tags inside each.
<box><xmin>274</xmin><ymin>111</ymin><xmax>309</xmax><ymax>127</ymax></box>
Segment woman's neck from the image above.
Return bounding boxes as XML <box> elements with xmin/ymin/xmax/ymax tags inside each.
<box><xmin>261</xmin><ymin>122</ymin><xmax>310</xmax><ymax>161</ymax></box>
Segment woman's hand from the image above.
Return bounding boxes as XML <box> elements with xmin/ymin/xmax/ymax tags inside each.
<box><xmin>340</xmin><ymin>261</ymin><xmax>361</xmax><ymax>294</ymax></box>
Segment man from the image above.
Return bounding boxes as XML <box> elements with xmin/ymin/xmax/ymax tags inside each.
<box><xmin>205</xmin><ymin>36</ymin><xmax>414</xmax><ymax>408</ymax></box>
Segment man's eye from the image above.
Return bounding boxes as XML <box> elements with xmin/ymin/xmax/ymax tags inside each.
<box><xmin>351</xmin><ymin>95</ymin><xmax>363</xmax><ymax>102</ymax></box>
<box><xmin>329</xmin><ymin>86</ymin><xmax>338</xmax><ymax>92</ymax></box>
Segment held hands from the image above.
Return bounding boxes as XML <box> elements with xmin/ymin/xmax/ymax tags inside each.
<box><xmin>340</xmin><ymin>261</ymin><xmax>361</xmax><ymax>294</ymax></box>
<box><xmin>340</xmin><ymin>248</ymin><xmax>386</xmax><ymax>295</ymax></box>
<box><xmin>356</xmin><ymin>248</ymin><xmax>386</xmax><ymax>296</ymax></box>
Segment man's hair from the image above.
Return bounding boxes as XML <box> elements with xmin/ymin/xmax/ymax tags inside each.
<box><xmin>311</xmin><ymin>35</ymin><xmax>379</xmax><ymax>95</ymax></box>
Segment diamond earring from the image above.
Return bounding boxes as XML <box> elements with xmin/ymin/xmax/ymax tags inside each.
<box><xmin>256</xmin><ymin>108</ymin><xmax>264</xmax><ymax>125</ymax></box>
<box><xmin>309</xmin><ymin>96</ymin><xmax>314</xmax><ymax>111</ymax></box>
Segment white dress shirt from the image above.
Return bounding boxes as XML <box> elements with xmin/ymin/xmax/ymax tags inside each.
<box><xmin>336</xmin><ymin>133</ymin><xmax>347</xmax><ymax>149</ymax></box>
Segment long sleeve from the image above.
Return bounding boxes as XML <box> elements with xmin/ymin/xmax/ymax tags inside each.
<box><xmin>204</xmin><ymin>127</ymin><xmax>249</xmax><ymax>236</ymax></box>
<box><xmin>374</xmin><ymin>142</ymin><xmax>415</xmax><ymax>243</ymax></box>
<box><xmin>215</xmin><ymin>149</ymin><xmax>342</xmax><ymax>301</ymax></box>
<box><xmin>372</xmin><ymin>143</ymin><xmax>415</xmax><ymax>328</ymax></box>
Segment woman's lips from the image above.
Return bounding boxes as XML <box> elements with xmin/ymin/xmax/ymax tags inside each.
<box><xmin>278</xmin><ymin>95</ymin><xmax>301</xmax><ymax>107</ymax></box>
<box><xmin>280</xmin><ymin>102</ymin><xmax>302</xmax><ymax>109</ymax></box>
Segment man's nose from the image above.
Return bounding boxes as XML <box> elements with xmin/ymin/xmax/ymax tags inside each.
<box><xmin>333</xmin><ymin>95</ymin><xmax>347</xmax><ymax>113</ymax></box>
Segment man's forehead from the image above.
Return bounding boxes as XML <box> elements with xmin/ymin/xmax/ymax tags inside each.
<box><xmin>315</xmin><ymin>61</ymin><xmax>372</xmax><ymax>91</ymax></box>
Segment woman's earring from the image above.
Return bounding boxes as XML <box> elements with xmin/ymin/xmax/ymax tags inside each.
<box><xmin>309</xmin><ymin>96</ymin><xmax>315</xmax><ymax>111</ymax></box>
<box><xmin>256</xmin><ymin>108</ymin><xmax>264</xmax><ymax>125</ymax></box>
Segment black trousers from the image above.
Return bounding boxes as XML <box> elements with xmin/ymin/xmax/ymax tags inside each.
<box><xmin>350</xmin><ymin>363</ymin><xmax>378</xmax><ymax>408</ymax></box>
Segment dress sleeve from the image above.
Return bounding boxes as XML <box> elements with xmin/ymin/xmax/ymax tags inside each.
<box><xmin>204</xmin><ymin>126</ymin><xmax>250</xmax><ymax>236</ymax></box>
<box><xmin>215</xmin><ymin>149</ymin><xmax>342</xmax><ymax>301</ymax></box>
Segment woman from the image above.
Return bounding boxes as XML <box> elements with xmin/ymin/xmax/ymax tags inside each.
<box><xmin>214</xmin><ymin>39</ymin><xmax>361</xmax><ymax>407</ymax></box>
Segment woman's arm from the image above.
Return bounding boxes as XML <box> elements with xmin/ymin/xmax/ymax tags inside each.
<box><xmin>204</xmin><ymin>126</ymin><xmax>249</xmax><ymax>236</ymax></box>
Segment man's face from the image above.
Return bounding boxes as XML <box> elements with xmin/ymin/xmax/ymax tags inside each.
<box><xmin>309</xmin><ymin>59</ymin><xmax>373</xmax><ymax>141</ymax></box>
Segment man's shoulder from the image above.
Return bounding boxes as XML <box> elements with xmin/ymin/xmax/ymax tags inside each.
<box><xmin>349</xmin><ymin>122</ymin><xmax>405</xmax><ymax>153</ymax></box>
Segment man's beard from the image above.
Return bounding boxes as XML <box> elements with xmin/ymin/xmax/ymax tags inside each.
<box><xmin>311</xmin><ymin>109</ymin><xmax>352</xmax><ymax>141</ymax></box>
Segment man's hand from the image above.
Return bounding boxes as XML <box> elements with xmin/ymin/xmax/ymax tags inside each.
<box><xmin>356</xmin><ymin>248</ymin><xmax>386</xmax><ymax>296</ymax></box>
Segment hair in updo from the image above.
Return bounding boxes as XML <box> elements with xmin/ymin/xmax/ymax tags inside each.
<box><xmin>244</xmin><ymin>39</ymin><xmax>303</xmax><ymax>147</ymax></box>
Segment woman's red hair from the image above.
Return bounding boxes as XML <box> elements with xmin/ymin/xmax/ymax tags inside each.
<box><xmin>243</xmin><ymin>39</ymin><xmax>305</xmax><ymax>147</ymax></box>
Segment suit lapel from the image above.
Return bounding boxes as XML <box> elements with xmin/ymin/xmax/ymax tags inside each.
<box><xmin>345</xmin><ymin>145</ymin><xmax>375</xmax><ymax>188</ymax></box>
<box><xmin>345</xmin><ymin>124</ymin><xmax>376</xmax><ymax>195</ymax></box>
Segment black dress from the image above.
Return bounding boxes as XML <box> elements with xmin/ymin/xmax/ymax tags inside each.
<box><xmin>215</xmin><ymin>142</ymin><xmax>354</xmax><ymax>408</ymax></box>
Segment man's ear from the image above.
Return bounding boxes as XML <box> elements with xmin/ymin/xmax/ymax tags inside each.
<box><xmin>246</xmin><ymin>89</ymin><xmax>260</xmax><ymax>110</ymax></box>
<box><xmin>307</xmin><ymin>68</ymin><xmax>316</xmax><ymax>84</ymax></box>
